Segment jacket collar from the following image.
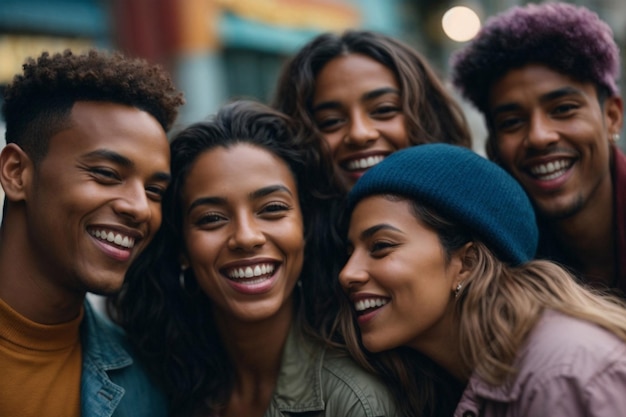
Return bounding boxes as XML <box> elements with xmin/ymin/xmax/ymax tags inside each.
<box><xmin>272</xmin><ymin>325</ymin><xmax>325</xmax><ymax>412</ymax></box>
<box><xmin>80</xmin><ymin>300</ymin><xmax>132</xmax><ymax>370</ymax></box>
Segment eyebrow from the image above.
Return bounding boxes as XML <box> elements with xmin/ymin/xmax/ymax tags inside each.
<box><xmin>360</xmin><ymin>223</ymin><xmax>402</xmax><ymax>240</ymax></box>
<box><xmin>82</xmin><ymin>149</ymin><xmax>171</xmax><ymax>182</ymax></box>
<box><xmin>312</xmin><ymin>87</ymin><xmax>401</xmax><ymax>113</ymax></box>
<box><xmin>187</xmin><ymin>184</ymin><xmax>293</xmax><ymax>214</ymax></box>
<box><xmin>492</xmin><ymin>86</ymin><xmax>585</xmax><ymax>117</ymax></box>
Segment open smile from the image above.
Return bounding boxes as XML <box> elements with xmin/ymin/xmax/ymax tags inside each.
<box><xmin>89</xmin><ymin>228</ymin><xmax>136</xmax><ymax>249</ymax></box>
<box><xmin>527</xmin><ymin>158</ymin><xmax>574</xmax><ymax>181</ymax></box>
<box><xmin>224</xmin><ymin>262</ymin><xmax>277</xmax><ymax>285</ymax></box>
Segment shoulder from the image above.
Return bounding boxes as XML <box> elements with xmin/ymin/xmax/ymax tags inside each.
<box><xmin>81</xmin><ymin>301</ymin><xmax>168</xmax><ymax>417</ymax></box>
<box><xmin>320</xmin><ymin>348</ymin><xmax>398</xmax><ymax>417</ymax></box>
<box><xmin>462</xmin><ymin>312</ymin><xmax>626</xmax><ymax>417</ymax></box>
<box><xmin>515</xmin><ymin>310</ymin><xmax>626</xmax><ymax>395</ymax></box>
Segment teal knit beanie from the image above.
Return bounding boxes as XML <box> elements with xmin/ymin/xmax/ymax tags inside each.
<box><xmin>347</xmin><ymin>144</ymin><xmax>538</xmax><ymax>265</ymax></box>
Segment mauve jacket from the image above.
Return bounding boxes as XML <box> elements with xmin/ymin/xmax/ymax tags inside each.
<box><xmin>454</xmin><ymin>310</ymin><xmax>626</xmax><ymax>417</ymax></box>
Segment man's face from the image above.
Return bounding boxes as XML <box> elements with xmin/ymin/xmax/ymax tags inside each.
<box><xmin>25</xmin><ymin>101</ymin><xmax>170</xmax><ymax>297</ymax></box>
<box><xmin>488</xmin><ymin>64</ymin><xmax>622</xmax><ymax>220</ymax></box>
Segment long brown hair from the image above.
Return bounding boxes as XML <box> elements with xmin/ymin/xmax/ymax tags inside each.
<box><xmin>273</xmin><ymin>30</ymin><xmax>472</xmax><ymax>190</ymax></box>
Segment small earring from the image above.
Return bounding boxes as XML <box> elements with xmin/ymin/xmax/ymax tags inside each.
<box><xmin>454</xmin><ymin>281</ymin><xmax>464</xmax><ymax>298</ymax></box>
<box><xmin>611</xmin><ymin>133</ymin><xmax>620</xmax><ymax>143</ymax></box>
<box><xmin>179</xmin><ymin>265</ymin><xmax>188</xmax><ymax>289</ymax></box>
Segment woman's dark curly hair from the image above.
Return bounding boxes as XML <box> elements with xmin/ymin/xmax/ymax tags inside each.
<box><xmin>272</xmin><ymin>29</ymin><xmax>472</xmax><ymax>176</ymax></box>
<box><xmin>2</xmin><ymin>49</ymin><xmax>184</xmax><ymax>164</ymax></box>
<box><xmin>109</xmin><ymin>100</ymin><xmax>339</xmax><ymax>416</ymax></box>
<box><xmin>451</xmin><ymin>2</ymin><xmax>620</xmax><ymax>120</ymax></box>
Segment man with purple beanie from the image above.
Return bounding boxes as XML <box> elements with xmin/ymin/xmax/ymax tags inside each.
<box><xmin>451</xmin><ymin>2</ymin><xmax>626</xmax><ymax>295</ymax></box>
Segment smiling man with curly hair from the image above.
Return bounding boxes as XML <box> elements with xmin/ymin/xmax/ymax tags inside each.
<box><xmin>451</xmin><ymin>2</ymin><xmax>626</xmax><ymax>296</ymax></box>
<box><xmin>0</xmin><ymin>49</ymin><xmax>184</xmax><ymax>417</ymax></box>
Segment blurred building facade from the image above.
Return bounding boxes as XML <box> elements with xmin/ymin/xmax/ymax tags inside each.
<box><xmin>0</xmin><ymin>0</ymin><xmax>625</xmax><ymax>144</ymax></box>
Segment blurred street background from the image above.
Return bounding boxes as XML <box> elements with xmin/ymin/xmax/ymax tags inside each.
<box><xmin>1</xmin><ymin>0</ymin><xmax>625</xmax><ymax>146</ymax></box>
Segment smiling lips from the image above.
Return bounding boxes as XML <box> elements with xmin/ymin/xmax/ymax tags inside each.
<box><xmin>344</xmin><ymin>155</ymin><xmax>385</xmax><ymax>172</ymax></box>
<box><xmin>90</xmin><ymin>229</ymin><xmax>136</xmax><ymax>249</ymax></box>
<box><xmin>527</xmin><ymin>158</ymin><xmax>574</xmax><ymax>181</ymax></box>
<box><xmin>225</xmin><ymin>263</ymin><xmax>276</xmax><ymax>285</ymax></box>
<box><xmin>354</xmin><ymin>297</ymin><xmax>388</xmax><ymax>315</ymax></box>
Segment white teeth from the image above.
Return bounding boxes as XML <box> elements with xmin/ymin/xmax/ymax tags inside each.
<box><xmin>227</xmin><ymin>263</ymin><xmax>275</xmax><ymax>280</ymax></box>
<box><xmin>346</xmin><ymin>155</ymin><xmax>385</xmax><ymax>171</ymax></box>
<box><xmin>90</xmin><ymin>229</ymin><xmax>135</xmax><ymax>248</ymax></box>
<box><xmin>529</xmin><ymin>159</ymin><xmax>572</xmax><ymax>180</ymax></box>
<box><xmin>354</xmin><ymin>298</ymin><xmax>388</xmax><ymax>312</ymax></box>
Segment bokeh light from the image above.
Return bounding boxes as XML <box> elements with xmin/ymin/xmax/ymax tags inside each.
<box><xmin>442</xmin><ymin>6</ymin><xmax>481</xmax><ymax>42</ymax></box>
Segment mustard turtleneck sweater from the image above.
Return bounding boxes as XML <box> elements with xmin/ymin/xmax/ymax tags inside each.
<box><xmin>0</xmin><ymin>296</ymin><xmax>82</xmax><ymax>417</ymax></box>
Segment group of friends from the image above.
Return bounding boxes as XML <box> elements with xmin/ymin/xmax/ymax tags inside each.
<box><xmin>1</xmin><ymin>2</ymin><xmax>625</xmax><ymax>417</ymax></box>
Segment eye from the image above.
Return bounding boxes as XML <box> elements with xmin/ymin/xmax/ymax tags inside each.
<box><xmin>371</xmin><ymin>104</ymin><xmax>401</xmax><ymax>118</ymax></box>
<box><xmin>495</xmin><ymin>116</ymin><xmax>523</xmax><ymax>133</ymax></box>
<box><xmin>90</xmin><ymin>167</ymin><xmax>121</xmax><ymax>183</ymax></box>
<box><xmin>370</xmin><ymin>240</ymin><xmax>397</xmax><ymax>257</ymax></box>
<box><xmin>145</xmin><ymin>185</ymin><xmax>166</xmax><ymax>202</ymax></box>
<box><xmin>195</xmin><ymin>212</ymin><xmax>227</xmax><ymax>228</ymax></box>
<box><xmin>315</xmin><ymin>116</ymin><xmax>344</xmax><ymax>132</ymax></box>
<box><xmin>260</xmin><ymin>202</ymin><xmax>291</xmax><ymax>218</ymax></box>
<box><xmin>552</xmin><ymin>103</ymin><xmax>579</xmax><ymax>116</ymax></box>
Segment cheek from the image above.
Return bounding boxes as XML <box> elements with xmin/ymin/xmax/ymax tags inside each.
<box><xmin>494</xmin><ymin>137</ymin><xmax>521</xmax><ymax>165</ymax></box>
<box><xmin>184</xmin><ymin>232</ymin><xmax>221</xmax><ymax>266</ymax></box>
<box><xmin>321</xmin><ymin>132</ymin><xmax>343</xmax><ymax>158</ymax></box>
<box><xmin>149</xmin><ymin>203</ymin><xmax>163</xmax><ymax>230</ymax></box>
<box><xmin>388</xmin><ymin>117</ymin><xmax>409</xmax><ymax>148</ymax></box>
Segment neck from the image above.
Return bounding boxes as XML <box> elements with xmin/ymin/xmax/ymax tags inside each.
<box><xmin>548</xmin><ymin>183</ymin><xmax>615</xmax><ymax>284</ymax></box>
<box><xmin>213</xmin><ymin>299</ymin><xmax>294</xmax><ymax>417</ymax></box>
<box><xmin>0</xmin><ymin>215</ymin><xmax>84</xmax><ymax>324</ymax></box>
<box><xmin>215</xmin><ymin>299</ymin><xmax>294</xmax><ymax>384</ymax></box>
<box><xmin>409</xmin><ymin>304</ymin><xmax>469</xmax><ymax>383</ymax></box>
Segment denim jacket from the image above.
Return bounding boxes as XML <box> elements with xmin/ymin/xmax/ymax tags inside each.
<box><xmin>266</xmin><ymin>326</ymin><xmax>398</xmax><ymax>417</ymax></box>
<box><xmin>80</xmin><ymin>301</ymin><xmax>168</xmax><ymax>417</ymax></box>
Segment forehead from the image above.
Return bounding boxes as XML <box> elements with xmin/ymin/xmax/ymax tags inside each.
<box><xmin>45</xmin><ymin>101</ymin><xmax>170</xmax><ymax>167</ymax></box>
<box><xmin>489</xmin><ymin>64</ymin><xmax>598</xmax><ymax>107</ymax></box>
<box><xmin>350</xmin><ymin>196</ymin><xmax>413</xmax><ymax>232</ymax></box>
<box><xmin>313</xmin><ymin>53</ymin><xmax>399</xmax><ymax>100</ymax></box>
<box><xmin>182</xmin><ymin>143</ymin><xmax>298</xmax><ymax>201</ymax></box>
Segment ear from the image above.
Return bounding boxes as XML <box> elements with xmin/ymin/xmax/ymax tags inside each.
<box><xmin>450</xmin><ymin>242</ymin><xmax>476</xmax><ymax>292</ymax></box>
<box><xmin>604</xmin><ymin>95</ymin><xmax>623</xmax><ymax>137</ymax></box>
<box><xmin>0</xmin><ymin>144</ymin><xmax>33</xmax><ymax>203</ymax></box>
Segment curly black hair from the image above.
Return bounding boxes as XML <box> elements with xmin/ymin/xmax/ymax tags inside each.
<box><xmin>2</xmin><ymin>49</ymin><xmax>184</xmax><ymax>164</ymax></box>
<box><xmin>109</xmin><ymin>100</ymin><xmax>342</xmax><ymax>416</ymax></box>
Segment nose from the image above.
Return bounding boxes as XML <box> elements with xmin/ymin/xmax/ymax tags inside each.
<box><xmin>338</xmin><ymin>252</ymin><xmax>369</xmax><ymax>290</ymax></box>
<box><xmin>113</xmin><ymin>181</ymin><xmax>152</xmax><ymax>224</ymax></box>
<box><xmin>344</xmin><ymin>111</ymin><xmax>379</xmax><ymax>146</ymax></box>
<box><xmin>228</xmin><ymin>213</ymin><xmax>266</xmax><ymax>251</ymax></box>
<box><xmin>526</xmin><ymin>112</ymin><xmax>559</xmax><ymax>149</ymax></box>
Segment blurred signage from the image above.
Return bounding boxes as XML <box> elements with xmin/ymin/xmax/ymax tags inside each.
<box><xmin>216</xmin><ymin>0</ymin><xmax>360</xmax><ymax>31</ymax></box>
<box><xmin>0</xmin><ymin>35</ymin><xmax>93</xmax><ymax>84</ymax></box>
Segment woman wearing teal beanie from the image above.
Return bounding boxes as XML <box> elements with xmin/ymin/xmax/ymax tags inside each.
<box><xmin>337</xmin><ymin>144</ymin><xmax>626</xmax><ymax>417</ymax></box>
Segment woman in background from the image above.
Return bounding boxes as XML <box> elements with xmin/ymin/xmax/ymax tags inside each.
<box><xmin>273</xmin><ymin>29</ymin><xmax>471</xmax><ymax>192</ymax></box>
<box><xmin>339</xmin><ymin>143</ymin><xmax>626</xmax><ymax>417</ymax></box>
<box><xmin>110</xmin><ymin>101</ymin><xmax>398</xmax><ymax>417</ymax></box>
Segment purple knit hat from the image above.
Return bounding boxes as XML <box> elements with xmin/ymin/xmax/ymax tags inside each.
<box><xmin>451</xmin><ymin>2</ymin><xmax>620</xmax><ymax>115</ymax></box>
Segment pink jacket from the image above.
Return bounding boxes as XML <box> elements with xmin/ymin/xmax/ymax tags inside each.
<box><xmin>454</xmin><ymin>310</ymin><xmax>626</xmax><ymax>417</ymax></box>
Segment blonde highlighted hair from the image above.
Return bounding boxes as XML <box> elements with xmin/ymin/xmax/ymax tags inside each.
<box><xmin>333</xmin><ymin>195</ymin><xmax>626</xmax><ymax>416</ymax></box>
<box><xmin>457</xmin><ymin>243</ymin><xmax>626</xmax><ymax>385</ymax></box>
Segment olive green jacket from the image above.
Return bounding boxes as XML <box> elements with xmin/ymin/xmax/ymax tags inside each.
<box><xmin>266</xmin><ymin>327</ymin><xmax>398</xmax><ymax>417</ymax></box>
